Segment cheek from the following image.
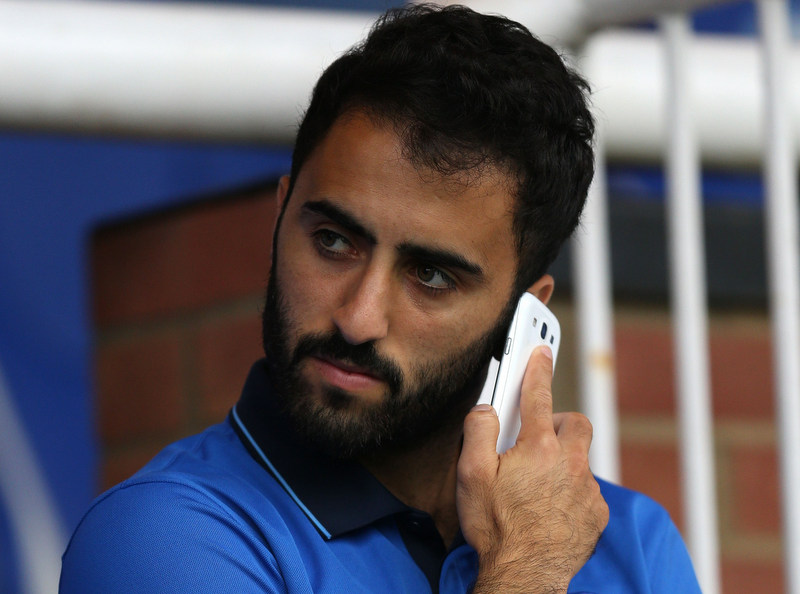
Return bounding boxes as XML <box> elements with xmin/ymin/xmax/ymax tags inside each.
<box><xmin>274</xmin><ymin>237</ymin><xmax>344</xmax><ymax>335</ymax></box>
<box><xmin>403</xmin><ymin>305</ymin><xmax>493</xmax><ymax>362</ymax></box>
<box><xmin>277</xmin><ymin>260</ymin><xmax>324</xmax><ymax>325</ymax></box>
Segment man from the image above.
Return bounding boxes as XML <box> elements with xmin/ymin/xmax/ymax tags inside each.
<box><xmin>61</xmin><ymin>5</ymin><xmax>700</xmax><ymax>592</ymax></box>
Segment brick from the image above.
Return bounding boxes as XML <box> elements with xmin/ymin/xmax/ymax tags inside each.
<box><xmin>614</xmin><ymin>309</ymin><xmax>775</xmax><ymax>419</ymax></box>
<box><xmin>709</xmin><ymin>329</ymin><xmax>774</xmax><ymax>419</ymax></box>
<box><xmin>615</xmin><ymin>321</ymin><xmax>676</xmax><ymax>415</ymax></box>
<box><xmin>178</xmin><ymin>195</ymin><xmax>276</xmax><ymax>313</ymax></box>
<box><xmin>196</xmin><ymin>312</ymin><xmax>264</xmax><ymax>422</ymax></box>
<box><xmin>96</xmin><ymin>330</ymin><xmax>185</xmax><ymax>445</ymax></box>
<box><xmin>93</xmin><ymin>217</ymin><xmax>185</xmax><ymax>325</ymax></box>
<box><xmin>93</xmin><ymin>189</ymin><xmax>277</xmax><ymax>326</ymax></box>
<box><xmin>729</xmin><ymin>446</ymin><xmax>780</xmax><ymax>534</ymax></box>
<box><xmin>721</xmin><ymin>559</ymin><xmax>784</xmax><ymax>594</ymax></box>
<box><xmin>620</xmin><ymin>441</ymin><xmax>683</xmax><ymax>529</ymax></box>
<box><xmin>100</xmin><ymin>443</ymin><xmax>166</xmax><ymax>492</ymax></box>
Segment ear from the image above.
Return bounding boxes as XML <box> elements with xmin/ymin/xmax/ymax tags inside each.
<box><xmin>276</xmin><ymin>175</ymin><xmax>291</xmax><ymax>210</ymax></box>
<box><xmin>527</xmin><ymin>274</ymin><xmax>555</xmax><ymax>305</ymax></box>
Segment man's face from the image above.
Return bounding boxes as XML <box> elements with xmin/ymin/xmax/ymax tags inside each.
<box><xmin>263</xmin><ymin>111</ymin><xmax>521</xmax><ymax>458</ymax></box>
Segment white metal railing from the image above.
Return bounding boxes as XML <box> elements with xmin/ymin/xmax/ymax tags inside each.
<box><xmin>758</xmin><ymin>3</ymin><xmax>800</xmax><ymax>594</ymax></box>
<box><xmin>576</xmin><ymin>13</ymin><xmax>723</xmax><ymax>590</ymax></box>
<box><xmin>571</xmin><ymin>120</ymin><xmax>621</xmax><ymax>484</ymax></box>
<box><xmin>6</xmin><ymin>0</ymin><xmax>799</xmax><ymax>156</ymax></box>
<box><xmin>660</xmin><ymin>14</ymin><xmax>720</xmax><ymax>593</ymax></box>
<box><xmin>0</xmin><ymin>0</ymin><xmax>376</xmax><ymax>142</ymax></box>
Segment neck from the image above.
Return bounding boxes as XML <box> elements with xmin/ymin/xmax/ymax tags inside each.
<box><xmin>360</xmin><ymin>424</ymin><xmax>464</xmax><ymax>546</ymax></box>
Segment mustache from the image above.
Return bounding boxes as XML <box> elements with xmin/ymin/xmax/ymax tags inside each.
<box><xmin>291</xmin><ymin>331</ymin><xmax>404</xmax><ymax>394</ymax></box>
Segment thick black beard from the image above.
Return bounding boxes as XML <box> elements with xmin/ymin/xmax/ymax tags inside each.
<box><xmin>261</xmin><ymin>267</ymin><xmax>515</xmax><ymax>460</ymax></box>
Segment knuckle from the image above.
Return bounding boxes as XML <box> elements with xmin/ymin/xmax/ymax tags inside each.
<box><xmin>464</xmin><ymin>407</ymin><xmax>490</xmax><ymax>425</ymax></box>
<box><xmin>565</xmin><ymin>449</ymin><xmax>590</xmax><ymax>475</ymax></box>
<box><xmin>531</xmin><ymin>384</ymin><xmax>552</xmax><ymax>402</ymax></box>
<box><xmin>565</xmin><ymin>412</ymin><xmax>593</xmax><ymax>437</ymax></box>
<box><xmin>532</xmin><ymin>433</ymin><xmax>560</xmax><ymax>458</ymax></box>
<box><xmin>525</xmin><ymin>386</ymin><xmax>553</xmax><ymax>415</ymax></box>
<box><xmin>457</xmin><ymin>456</ymin><xmax>493</xmax><ymax>485</ymax></box>
<box><xmin>464</xmin><ymin>406</ymin><xmax>499</xmax><ymax>435</ymax></box>
<box><xmin>456</xmin><ymin>456</ymin><xmax>478</xmax><ymax>480</ymax></box>
<box><xmin>575</xmin><ymin>413</ymin><xmax>593</xmax><ymax>435</ymax></box>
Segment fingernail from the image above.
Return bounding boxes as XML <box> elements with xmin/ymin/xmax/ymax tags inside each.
<box><xmin>538</xmin><ymin>345</ymin><xmax>553</xmax><ymax>360</ymax></box>
<box><xmin>471</xmin><ymin>403</ymin><xmax>496</xmax><ymax>415</ymax></box>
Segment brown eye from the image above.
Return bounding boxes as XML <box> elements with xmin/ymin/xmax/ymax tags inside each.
<box><xmin>315</xmin><ymin>230</ymin><xmax>351</xmax><ymax>254</ymax></box>
<box><xmin>319</xmin><ymin>230</ymin><xmax>340</xmax><ymax>248</ymax></box>
<box><xmin>418</xmin><ymin>266</ymin><xmax>436</xmax><ymax>282</ymax></box>
<box><xmin>415</xmin><ymin>265</ymin><xmax>454</xmax><ymax>290</ymax></box>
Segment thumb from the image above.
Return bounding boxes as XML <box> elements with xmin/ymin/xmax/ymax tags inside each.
<box><xmin>459</xmin><ymin>404</ymin><xmax>500</xmax><ymax>481</ymax></box>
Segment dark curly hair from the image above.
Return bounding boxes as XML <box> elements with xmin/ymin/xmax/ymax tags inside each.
<box><xmin>279</xmin><ymin>3</ymin><xmax>594</xmax><ymax>297</ymax></box>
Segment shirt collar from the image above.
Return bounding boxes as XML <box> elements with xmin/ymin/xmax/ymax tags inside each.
<box><xmin>230</xmin><ymin>359</ymin><xmax>410</xmax><ymax>539</ymax></box>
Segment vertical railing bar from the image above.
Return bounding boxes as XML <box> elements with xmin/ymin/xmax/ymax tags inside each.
<box><xmin>660</xmin><ymin>13</ymin><xmax>721</xmax><ymax>594</ymax></box>
<box><xmin>571</xmin><ymin>109</ymin><xmax>621</xmax><ymax>484</ymax></box>
<box><xmin>757</xmin><ymin>2</ymin><xmax>800</xmax><ymax>593</ymax></box>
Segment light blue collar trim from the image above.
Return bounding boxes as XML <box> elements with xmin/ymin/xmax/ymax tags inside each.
<box><xmin>231</xmin><ymin>403</ymin><xmax>332</xmax><ymax>539</ymax></box>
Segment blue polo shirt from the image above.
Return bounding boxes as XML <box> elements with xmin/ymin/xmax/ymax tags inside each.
<box><xmin>60</xmin><ymin>360</ymin><xmax>700</xmax><ymax>593</ymax></box>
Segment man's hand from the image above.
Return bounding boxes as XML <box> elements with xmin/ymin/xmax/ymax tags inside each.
<box><xmin>457</xmin><ymin>346</ymin><xmax>609</xmax><ymax>594</ymax></box>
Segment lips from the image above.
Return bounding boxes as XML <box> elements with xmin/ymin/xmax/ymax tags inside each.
<box><xmin>309</xmin><ymin>355</ymin><xmax>385</xmax><ymax>394</ymax></box>
<box><xmin>318</xmin><ymin>356</ymin><xmax>379</xmax><ymax>377</ymax></box>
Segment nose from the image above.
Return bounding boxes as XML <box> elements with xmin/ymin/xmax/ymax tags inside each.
<box><xmin>332</xmin><ymin>266</ymin><xmax>391</xmax><ymax>345</ymax></box>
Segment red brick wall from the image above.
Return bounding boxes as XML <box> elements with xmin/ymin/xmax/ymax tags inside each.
<box><xmin>92</xmin><ymin>187</ymin><xmax>275</xmax><ymax>487</ymax></box>
<box><xmin>91</xmin><ymin>186</ymin><xmax>783</xmax><ymax>593</ymax></box>
<box><xmin>614</xmin><ymin>309</ymin><xmax>783</xmax><ymax>592</ymax></box>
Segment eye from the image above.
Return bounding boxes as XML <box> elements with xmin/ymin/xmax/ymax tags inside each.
<box><xmin>314</xmin><ymin>229</ymin><xmax>354</xmax><ymax>256</ymax></box>
<box><xmin>415</xmin><ymin>265</ymin><xmax>455</xmax><ymax>291</ymax></box>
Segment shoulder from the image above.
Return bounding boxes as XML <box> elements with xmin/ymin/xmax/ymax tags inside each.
<box><xmin>567</xmin><ymin>478</ymin><xmax>702</xmax><ymax>594</ymax></box>
<box><xmin>60</xmin><ymin>423</ymin><xmax>294</xmax><ymax>593</ymax></box>
<box><xmin>597</xmin><ymin>477</ymin><xmax>676</xmax><ymax>533</ymax></box>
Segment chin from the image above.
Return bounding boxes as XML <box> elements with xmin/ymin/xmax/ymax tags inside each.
<box><xmin>318</xmin><ymin>385</ymin><xmax>379</xmax><ymax>412</ymax></box>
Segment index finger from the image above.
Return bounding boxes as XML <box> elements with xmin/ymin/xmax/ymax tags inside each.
<box><xmin>516</xmin><ymin>345</ymin><xmax>555</xmax><ymax>442</ymax></box>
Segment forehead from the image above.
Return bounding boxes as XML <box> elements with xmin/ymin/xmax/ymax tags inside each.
<box><xmin>291</xmin><ymin>112</ymin><xmax>519</xmax><ymax>279</ymax></box>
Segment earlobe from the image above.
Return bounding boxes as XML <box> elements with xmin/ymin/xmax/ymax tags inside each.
<box><xmin>272</xmin><ymin>175</ymin><xmax>292</xmax><ymax>243</ymax></box>
<box><xmin>528</xmin><ymin>274</ymin><xmax>555</xmax><ymax>305</ymax></box>
<box><xmin>276</xmin><ymin>175</ymin><xmax>291</xmax><ymax>210</ymax></box>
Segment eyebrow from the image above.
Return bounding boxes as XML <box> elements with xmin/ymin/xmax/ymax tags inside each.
<box><xmin>398</xmin><ymin>242</ymin><xmax>486</xmax><ymax>282</ymax></box>
<box><xmin>302</xmin><ymin>200</ymin><xmax>377</xmax><ymax>245</ymax></box>
<box><xmin>301</xmin><ymin>198</ymin><xmax>486</xmax><ymax>282</ymax></box>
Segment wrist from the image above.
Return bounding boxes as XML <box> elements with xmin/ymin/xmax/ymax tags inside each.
<box><xmin>472</xmin><ymin>550</ymin><xmax>571</xmax><ymax>594</ymax></box>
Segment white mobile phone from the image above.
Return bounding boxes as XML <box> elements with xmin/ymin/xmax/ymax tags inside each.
<box><xmin>477</xmin><ymin>293</ymin><xmax>560</xmax><ymax>453</ymax></box>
